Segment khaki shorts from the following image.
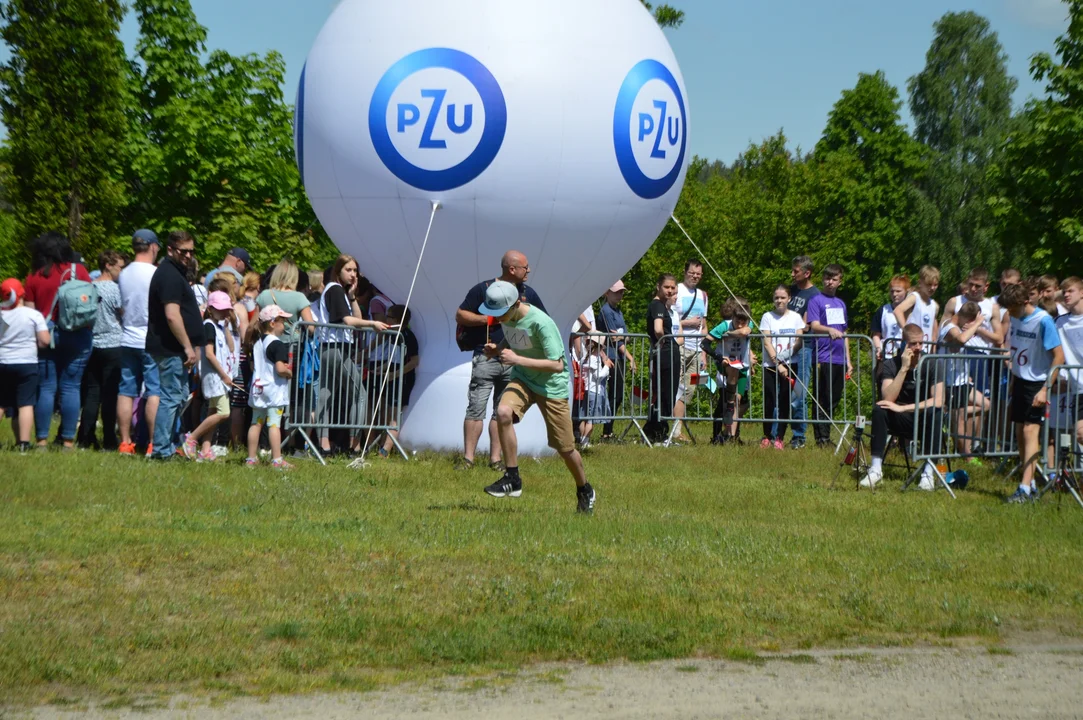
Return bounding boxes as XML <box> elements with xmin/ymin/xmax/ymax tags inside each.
<box><xmin>499</xmin><ymin>379</ymin><xmax>576</xmax><ymax>454</ymax></box>
<box><xmin>678</xmin><ymin>346</ymin><xmax>704</xmax><ymax>393</ymax></box>
<box><xmin>252</xmin><ymin>406</ymin><xmax>286</xmax><ymax>429</ymax></box>
<box><xmin>205</xmin><ymin>394</ymin><xmax>229</xmax><ymax>417</ymax></box>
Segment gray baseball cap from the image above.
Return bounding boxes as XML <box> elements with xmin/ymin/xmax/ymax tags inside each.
<box><xmin>478</xmin><ymin>280</ymin><xmax>519</xmax><ymax>317</ymax></box>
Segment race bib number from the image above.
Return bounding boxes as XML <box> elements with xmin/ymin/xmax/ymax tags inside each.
<box><xmin>825</xmin><ymin>307</ymin><xmax>846</xmax><ymax>327</ymax></box>
<box><xmin>503</xmin><ymin>326</ymin><xmax>533</xmax><ymax>351</ymax></box>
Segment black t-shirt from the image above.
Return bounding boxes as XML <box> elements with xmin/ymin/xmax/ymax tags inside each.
<box><xmin>459</xmin><ymin>280</ymin><xmax>546</xmax><ymax>354</ymax></box>
<box><xmin>324</xmin><ymin>284</ymin><xmax>351</xmax><ymax>325</ymax></box>
<box><xmin>146</xmin><ymin>256</ymin><xmax>205</xmax><ymax>357</ymax></box>
<box><xmin>879</xmin><ymin>354</ymin><xmax>936</xmax><ymax>406</ymax></box>
<box><xmin>265</xmin><ymin>335</ymin><xmax>290</xmax><ymax>365</ymax></box>
<box><xmin>788</xmin><ymin>284</ymin><xmax>821</xmax><ymax>320</ymax></box>
<box><xmin>647</xmin><ymin>298</ymin><xmax>674</xmax><ymax>345</ymax></box>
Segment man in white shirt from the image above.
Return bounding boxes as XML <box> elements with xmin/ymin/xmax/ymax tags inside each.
<box><xmin>674</xmin><ymin>260</ymin><xmax>708</xmax><ymax>440</ymax></box>
<box><xmin>1055</xmin><ymin>277</ymin><xmax>1083</xmax><ymax>451</ymax></box>
<box><xmin>116</xmin><ymin>229</ymin><xmax>162</xmax><ymax>455</ymax></box>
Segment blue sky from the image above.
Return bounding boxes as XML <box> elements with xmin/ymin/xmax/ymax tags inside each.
<box><xmin>19</xmin><ymin>0</ymin><xmax>1075</xmax><ymax>163</ymax></box>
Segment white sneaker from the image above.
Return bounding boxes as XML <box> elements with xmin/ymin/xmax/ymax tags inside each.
<box><xmin>919</xmin><ymin>474</ymin><xmax>936</xmax><ymax>491</ymax></box>
<box><xmin>859</xmin><ymin>469</ymin><xmax>882</xmax><ymax>488</ymax></box>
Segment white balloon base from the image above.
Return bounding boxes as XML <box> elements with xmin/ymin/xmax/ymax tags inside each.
<box><xmin>398</xmin><ymin>361</ymin><xmax>556</xmax><ymax>457</ymax></box>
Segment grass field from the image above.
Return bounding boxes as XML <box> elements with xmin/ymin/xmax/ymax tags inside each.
<box><xmin>2</xmin><ymin>436</ymin><xmax>1083</xmax><ymax>706</ymax></box>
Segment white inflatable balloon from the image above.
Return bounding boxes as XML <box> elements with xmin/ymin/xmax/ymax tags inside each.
<box><xmin>297</xmin><ymin>0</ymin><xmax>690</xmax><ymax>454</ymax></box>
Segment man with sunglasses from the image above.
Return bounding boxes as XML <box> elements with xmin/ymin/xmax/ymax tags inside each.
<box><xmin>146</xmin><ymin>231</ymin><xmax>204</xmax><ymax>460</ymax></box>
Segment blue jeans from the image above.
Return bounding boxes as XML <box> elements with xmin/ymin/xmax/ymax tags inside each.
<box><xmin>35</xmin><ymin>328</ymin><xmax>93</xmax><ymax>442</ymax></box>
<box><xmin>789</xmin><ymin>346</ymin><xmax>814</xmax><ymax>440</ymax></box>
<box><xmin>151</xmin><ymin>355</ymin><xmax>187</xmax><ymax>458</ymax></box>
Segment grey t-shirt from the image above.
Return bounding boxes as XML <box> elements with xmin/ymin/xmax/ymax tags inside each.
<box><xmin>92</xmin><ymin>280</ymin><xmax>123</xmax><ymax>349</ymax></box>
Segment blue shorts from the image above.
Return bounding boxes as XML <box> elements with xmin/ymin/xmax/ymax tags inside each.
<box><xmin>119</xmin><ymin>347</ymin><xmax>161</xmax><ymax>398</ymax></box>
<box><xmin>0</xmin><ymin>363</ymin><xmax>39</xmax><ymax>408</ymax></box>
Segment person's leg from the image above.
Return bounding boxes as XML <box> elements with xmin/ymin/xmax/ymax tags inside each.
<box><xmin>763</xmin><ymin>368</ymin><xmax>778</xmax><ymax>440</ymax></box>
<box><xmin>813</xmin><ymin>364</ymin><xmax>829</xmax><ymax>445</ymax></box>
<box><xmin>78</xmin><ymin>348</ymin><xmax>104</xmax><ymax>448</ymax></box>
<box><xmin>268</xmin><ymin>423</ymin><xmax>283</xmax><ymax>462</ymax></box>
<box><xmin>790</xmin><ymin>348</ymin><xmax>811</xmax><ymax>441</ymax></box>
<box><xmin>777</xmin><ymin>370</ymin><xmax>792</xmax><ymax>441</ymax></box>
<box><xmin>604</xmin><ymin>355</ymin><xmax>625</xmax><ymax>437</ymax></box>
<box><xmin>463</xmin><ymin>356</ymin><xmax>494</xmax><ymax>464</ymax></box>
<box><xmin>17</xmin><ymin>405</ymin><xmax>34</xmax><ymax>444</ymax></box>
<box><xmin>150</xmin><ymin>356</ymin><xmax>185</xmax><ymax>458</ymax></box>
<box><xmin>1021</xmin><ymin>422</ymin><xmax>1042</xmax><ymax>491</ymax></box>
<box><xmin>54</xmin><ymin>329</ymin><xmax>92</xmax><ymax>446</ymax></box>
<box><xmin>247</xmin><ymin>413</ymin><xmax>262</xmax><ymax>461</ymax></box>
<box><xmin>490</xmin><ymin>365</ymin><xmax>512</xmax><ymax>464</ymax></box>
<box><xmin>140</xmin><ymin>352</ymin><xmax>161</xmax><ymax>450</ymax></box>
<box><xmin>99</xmin><ymin>348</ymin><xmax>122</xmax><ymax>450</ymax></box>
<box><xmin>34</xmin><ymin>350</ymin><xmax>58</xmax><ymax>445</ymax></box>
<box><xmin>495</xmin><ymin>403</ymin><xmax>519</xmax><ymax>469</ymax></box>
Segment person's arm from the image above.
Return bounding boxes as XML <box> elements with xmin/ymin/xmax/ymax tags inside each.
<box><xmin>35</xmin><ymin>315</ymin><xmax>50</xmax><ymax>347</ymax></box>
<box><xmin>498</xmin><ymin>350</ymin><xmax>564</xmax><ymax>373</ymax></box>
<box><xmin>299</xmin><ymin>306</ymin><xmax>316</xmax><ymax>333</ymax></box>
<box><xmin>951</xmin><ymin>315</ymin><xmax>982</xmax><ymax>345</ymax></box>
<box><xmin>880</xmin><ymin>354</ymin><xmax>912</xmax><ymax>403</ymax></box>
<box><xmin>203</xmin><ymin>336</ymin><xmax>233</xmax><ymax>387</ymax></box>
<box><xmin>275</xmin><ymin>360</ymin><xmax>293</xmax><ymax>379</ymax></box>
<box><xmin>940</xmin><ymin>296</ymin><xmax>957</xmax><ymax>325</ymax></box>
<box><xmin>845</xmin><ymin>336</ymin><xmax>852</xmax><ymax>376</ymax></box>
<box><xmin>456</xmin><ymin>307</ymin><xmax>489</xmax><ymax>327</ymax></box>
<box><xmin>975</xmin><ymin>310</ymin><xmax>1000</xmax><ymax>345</ymax></box>
<box><xmin>894</xmin><ymin>294</ymin><xmax>917</xmax><ymax>328</ymax></box>
<box><xmin>576</xmin><ymin>312</ymin><xmax>592</xmax><ymax>334</ymax></box>
<box><xmin>165</xmin><ymin>303</ymin><xmax>197</xmax><ymax>367</ymax></box>
<box><xmin>233</xmin><ymin>302</ymin><xmax>249</xmax><ymax>341</ymax></box>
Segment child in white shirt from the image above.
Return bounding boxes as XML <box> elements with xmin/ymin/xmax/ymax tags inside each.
<box><xmin>0</xmin><ymin>278</ymin><xmax>50</xmax><ymax>451</ymax></box>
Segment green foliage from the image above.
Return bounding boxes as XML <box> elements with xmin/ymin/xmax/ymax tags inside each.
<box><xmin>908</xmin><ymin>12</ymin><xmax>1016</xmax><ymax>285</ymax></box>
<box><xmin>991</xmin><ymin>0</ymin><xmax>1083</xmax><ymax>277</ymax></box>
<box><xmin>0</xmin><ymin>0</ymin><xmax>129</xmax><ymax>261</ymax></box>
<box><xmin>640</xmin><ymin>0</ymin><xmax>685</xmax><ymax>29</ymax></box>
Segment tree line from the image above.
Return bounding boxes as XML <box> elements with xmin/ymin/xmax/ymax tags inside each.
<box><xmin>1</xmin><ymin>1</ymin><xmax>1081</xmax><ymax>332</ymax></box>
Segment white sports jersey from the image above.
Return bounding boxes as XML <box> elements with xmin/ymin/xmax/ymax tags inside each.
<box><xmin>1057</xmin><ymin>312</ymin><xmax>1083</xmax><ymax>394</ymax></box>
<box><xmin>250</xmin><ymin>335</ymin><xmax>290</xmax><ymax>408</ymax></box>
<box><xmin>1009</xmin><ymin>308</ymin><xmax>1057</xmax><ymax>382</ymax></box>
<box><xmin>719</xmin><ymin>331</ymin><xmax>751</xmax><ymax>370</ymax></box>
<box><xmin>760</xmin><ymin>310</ymin><xmax>804</xmax><ymax>367</ymax></box>
<box><xmin>200</xmin><ymin>320</ymin><xmax>234</xmax><ymax>399</ymax></box>
<box><xmin>952</xmin><ymin>295</ymin><xmax>995</xmax><ymax>350</ymax></box>
<box><xmin>875</xmin><ymin>303</ymin><xmax>902</xmax><ymax>357</ymax></box>
<box><xmin>937</xmin><ymin>321</ymin><xmax>970</xmax><ymax>387</ymax></box>
<box><xmin>905</xmin><ymin>292</ymin><xmax>938</xmax><ymax>344</ymax></box>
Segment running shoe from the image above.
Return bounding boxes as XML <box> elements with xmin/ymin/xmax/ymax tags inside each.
<box><xmin>484</xmin><ymin>473</ymin><xmax>523</xmax><ymax>498</ymax></box>
<box><xmin>1005</xmin><ymin>487</ymin><xmax>1031</xmax><ymax>504</ymax></box>
<box><xmin>759</xmin><ymin>438</ymin><xmax>771</xmax><ymax>449</ymax></box>
<box><xmin>145</xmin><ymin>444</ymin><xmax>153</xmax><ymax>458</ymax></box>
<box><xmin>773</xmin><ymin>439</ymin><xmax>785</xmax><ymax>451</ymax></box>
<box><xmin>271</xmin><ymin>458</ymin><xmax>294</xmax><ymax>471</ymax></box>
<box><xmin>790</xmin><ymin>438</ymin><xmax>806</xmax><ymax>450</ymax></box>
<box><xmin>180</xmin><ymin>434</ymin><xmax>198</xmax><ymax>460</ymax></box>
<box><xmin>454</xmin><ymin>456</ymin><xmax>475</xmax><ymax>471</ymax></box>
<box><xmin>576</xmin><ymin>483</ymin><xmax>596</xmax><ymax>514</ymax></box>
<box><xmin>859</xmin><ymin>469</ymin><xmax>882</xmax><ymax>489</ymax></box>
<box><xmin>245</xmin><ymin>457</ymin><xmax>259</xmax><ymax>467</ymax></box>
<box><xmin>118</xmin><ymin>441</ymin><xmax>136</xmax><ymax>456</ymax></box>
<box><xmin>197</xmin><ymin>449</ymin><xmax>216</xmax><ymax>462</ymax></box>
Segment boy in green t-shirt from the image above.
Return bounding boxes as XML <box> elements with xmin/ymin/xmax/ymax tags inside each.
<box><xmin>480</xmin><ymin>281</ymin><xmax>595</xmax><ymax>513</ymax></box>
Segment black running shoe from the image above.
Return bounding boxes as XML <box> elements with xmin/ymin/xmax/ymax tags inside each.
<box><xmin>576</xmin><ymin>483</ymin><xmax>596</xmax><ymax>514</ymax></box>
<box><xmin>484</xmin><ymin>473</ymin><xmax>522</xmax><ymax>498</ymax></box>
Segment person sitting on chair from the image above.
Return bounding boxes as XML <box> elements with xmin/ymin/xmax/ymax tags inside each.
<box><xmin>860</xmin><ymin>324</ymin><xmax>946</xmax><ymax>491</ymax></box>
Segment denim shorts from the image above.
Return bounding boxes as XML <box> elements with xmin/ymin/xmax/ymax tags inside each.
<box><xmin>466</xmin><ymin>354</ymin><xmax>512</xmax><ymax>421</ymax></box>
<box><xmin>119</xmin><ymin>347</ymin><xmax>161</xmax><ymax>398</ymax></box>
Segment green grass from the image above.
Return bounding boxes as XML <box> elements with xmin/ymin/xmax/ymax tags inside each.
<box><xmin>2</xmin><ymin>438</ymin><xmax>1083</xmax><ymax>705</ymax></box>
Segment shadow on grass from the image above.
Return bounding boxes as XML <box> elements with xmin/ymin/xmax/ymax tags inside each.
<box><xmin>427</xmin><ymin>501</ymin><xmax>523</xmax><ymax>514</ymax></box>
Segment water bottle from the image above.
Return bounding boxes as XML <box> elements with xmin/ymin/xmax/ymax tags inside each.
<box><xmin>844</xmin><ymin>446</ymin><xmax>857</xmax><ymax>465</ymax></box>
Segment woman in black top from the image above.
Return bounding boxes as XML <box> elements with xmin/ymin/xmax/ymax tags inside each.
<box><xmin>644</xmin><ymin>273</ymin><xmax>682</xmax><ymax>442</ymax></box>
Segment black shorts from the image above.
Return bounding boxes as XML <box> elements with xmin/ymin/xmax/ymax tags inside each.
<box><xmin>947</xmin><ymin>385</ymin><xmax>972</xmax><ymax>410</ymax></box>
<box><xmin>1010</xmin><ymin>378</ymin><xmax>1047</xmax><ymax>425</ymax></box>
<box><xmin>0</xmin><ymin>363</ymin><xmax>39</xmax><ymax>408</ymax></box>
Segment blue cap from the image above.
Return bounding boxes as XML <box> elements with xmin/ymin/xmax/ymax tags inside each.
<box><xmin>478</xmin><ymin>280</ymin><xmax>519</xmax><ymax>317</ymax></box>
<box><xmin>132</xmin><ymin>228</ymin><xmax>159</xmax><ymax>247</ymax></box>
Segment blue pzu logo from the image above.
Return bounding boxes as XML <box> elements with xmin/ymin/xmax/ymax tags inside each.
<box><xmin>369</xmin><ymin>48</ymin><xmax>507</xmax><ymax>193</ymax></box>
<box><xmin>613</xmin><ymin>60</ymin><xmax>687</xmax><ymax>200</ymax></box>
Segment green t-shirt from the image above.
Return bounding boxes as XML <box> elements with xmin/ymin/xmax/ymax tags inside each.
<box><xmin>256</xmin><ymin>289</ymin><xmax>311</xmax><ymax>339</ymax></box>
<box><xmin>502</xmin><ymin>305</ymin><xmax>569</xmax><ymax>399</ymax></box>
<box><xmin>708</xmin><ymin>318</ymin><xmax>758</xmax><ymax>339</ymax></box>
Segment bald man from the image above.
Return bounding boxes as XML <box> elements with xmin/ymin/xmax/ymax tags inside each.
<box><xmin>455</xmin><ymin>251</ymin><xmax>547</xmax><ymax>470</ymax></box>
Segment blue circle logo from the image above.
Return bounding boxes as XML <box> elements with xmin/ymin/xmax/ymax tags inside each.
<box><xmin>369</xmin><ymin>48</ymin><xmax>507</xmax><ymax>193</ymax></box>
<box><xmin>613</xmin><ymin>60</ymin><xmax>687</xmax><ymax>200</ymax></box>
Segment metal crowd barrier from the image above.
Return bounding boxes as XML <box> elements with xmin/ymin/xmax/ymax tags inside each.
<box><xmin>650</xmin><ymin>332</ymin><xmax>877</xmax><ymax>450</ymax></box>
<box><xmin>904</xmin><ymin>350</ymin><xmax>1015</xmax><ymax>497</ymax></box>
<box><xmin>1041</xmin><ymin>364</ymin><xmax>1083</xmax><ymax>508</ymax></box>
<box><xmin>286</xmin><ymin>322</ymin><xmax>409</xmax><ymax>463</ymax></box>
<box><xmin>570</xmin><ymin>331</ymin><xmax>652</xmax><ymax>443</ymax></box>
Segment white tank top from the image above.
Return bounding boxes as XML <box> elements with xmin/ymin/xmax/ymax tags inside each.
<box><xmin>250</xmin><ymin>335</ymin><xmax>290</xmax><ymax>408</ymax></box>
<box><xmin>937</xmin><ymin>321</ymin><xmax>969</xmax><ymax>387</ymax></box>
<box><xmin>1009</xmin><ymin>308</ymin><xmax>1055</xmax><ymax>382</ymax></box>
<box><xmin>905</xmin><ymin>292</ymin><xmax>938</xmax><ymax>344</ymax></box>
<box><xmin>316</xmin><ymin>282</ymin><xmax>353</xmax><ymax>344</ymax></box>
<box><xmin>952</xmin><ymin>295</ymin><xmax>994</xmax><ymax>350</ymax></box>
<box><xmin>877</xmin><ymin>303</ymin><xmax>902</xmax><ymax>356</ymax></box>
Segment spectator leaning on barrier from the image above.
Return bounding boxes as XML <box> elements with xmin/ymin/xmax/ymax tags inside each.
<box><xmin>24</xmin><ymin>231</ymin><xmax>93</xmax><ymax>450</ymax></box>
<box><xmin>1002</xmin><ymin>283</ymin><xmax>1064</xmax><ymax>503</ymax></box>
<box><xmin>860</xmin><ymin>324</ymin><xmax>946</xmax><ymax>490</ymax></box>
<box><xmin>787</xmin><ymin>255</ymin><xmax>820</xmax><ymax>449</ymax></box>
<box><xmin>707</xmin><ymin>297</ymin><xmax>756</xmax><ymax>444</ymax></box>
<box><xmin>145</xmin><ymin>231</ymin><xmax>204</xmax><ymax>460</ymax></box>
<box><xmin>894</xmin><ymin>265</ymin><xmax>941</xmax><ymax>346</ymax></box>
<box><xmin>806</xmin><ymin>264</ymin><xmax>851</xmax><ymax>449</ymax></box>
<box><xmin>595</xmin><ymin>281</ymin><xmax>637</xmax><ymax>440</ymax></box>
<box><xmin>478</xmin><ymin>280</ymin><xmax>595</xmax><ymax>514</ymax></box>
<box><xmin>454</xmin><ymin>250</ymin><xmax>546</xmax><ymax>471</ymax></box>
<box><xmin>673</xmin><ymin>260</ymin><xmax>708</xmax><ymax>441</ymax></box>
<box><xmin>204</xmin><ymin>247</ymin><xmax>250</xmax><ymax>289</ymax></box>
<box><xmin>368</xmin><ymin>304</ymin><xmax>419</xmax><ymax>459</ymax></box>
<box><xmin>938</xmin><ymin>301</ymin><xmax>990</xmax><ymax>459</ymax></box>
<box><xmin>871</xmin><ymin>275</ymin><xmax>909</xmax><ymax>361</ymax></box>
<box><xmin>1056</xmin><ymin>277</ymin><xmax>1083</xmax><ymax>449</ymax></box>
<box><xmin>117</xmin><ymin>229</ymin><xmax>161</xmax><ymax>456</ymax></box>
<box><xmin>0</xmin><ymin>278</ymin><xmax>50</xmax><ymax>452</ymax></box>
<box><xmin>941</xmin><ymin>268</ymin><xmax>1003</xmax><ymax>397</ymax></box>
<box><xmin>77</xmin><ymin>250</ymin><xmax>127</xmax><ymax>451</ymax></box>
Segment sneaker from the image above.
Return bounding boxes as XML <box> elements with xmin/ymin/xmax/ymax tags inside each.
<box><xmin>197</xmin><ymin>449</ymin><xmax>216</xmax><ymax>462</ymax></box>
<box><xmin>118</xmin><ymin>441</ymin><xmax>136</xmax><ymax>456</ymax></box>
<box><xmin>576</xmin><ymin>483</ymin><xmax>596</xmax><ymax>514</ymax></box>
<box><xmin>1006</xmin><ymin>487</ymin><xmax>1031</xmax><ymax>504</ymax></box>
<box><xmin>918</xmin><ymin>474</ymin><xmax>936</xmax><ymax>492</ymax></box>
<box><xmin>759</xmin><ymin>438</ymin><xmax>772</xmax><ymax>449</ymax></box>
<box><xmin>180</xmin><ymin>434</ymin><xmax>198</xmax><ymax>460</ymax></box>
<box><xmin>773</xmin><ymin>439</ymin><xmax>785</xmax><ymax>451</ymax></box>
<box><xmin>145</xmin><ymin>444</ymin><xmax>153</xmax><ymax>458</ymax></box>
<box><xmin>245</xmin><ymin>457</ymin><xmax>259</xmax><ymax>467</ymax></box>
<box><xmin>16</xmin><ymin>441</ymin><xmax>31</xmax><ymax>453</ymax></box>
<box><xmin>272</xmin><ymin>458</ymin><xmax>294</xmax><ymax>471</ymax></box>
<box><xmin>454</xmin><ymin>456</ymin><xmax>475</xmax><ymax>471</ymax></box>
<box><xmin>484</xmin><ymin>473</ymin><xmax>523</xmax><ymax>498</ymax></box>
<box><xmin>859</xmin><ymin>469</ymin><xmax>882</xmax><ymax>488</ymax></box>
<box><xmin>790</xmin><ymin>437</ymin><xmax>806</xmax><ymax>450</ymax></box>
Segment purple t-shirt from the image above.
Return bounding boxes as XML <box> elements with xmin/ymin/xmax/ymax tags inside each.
<box><xmin>806</xmin><ymin>293</ymin><xmax>848</xmax><ymax>365</ymax></box>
